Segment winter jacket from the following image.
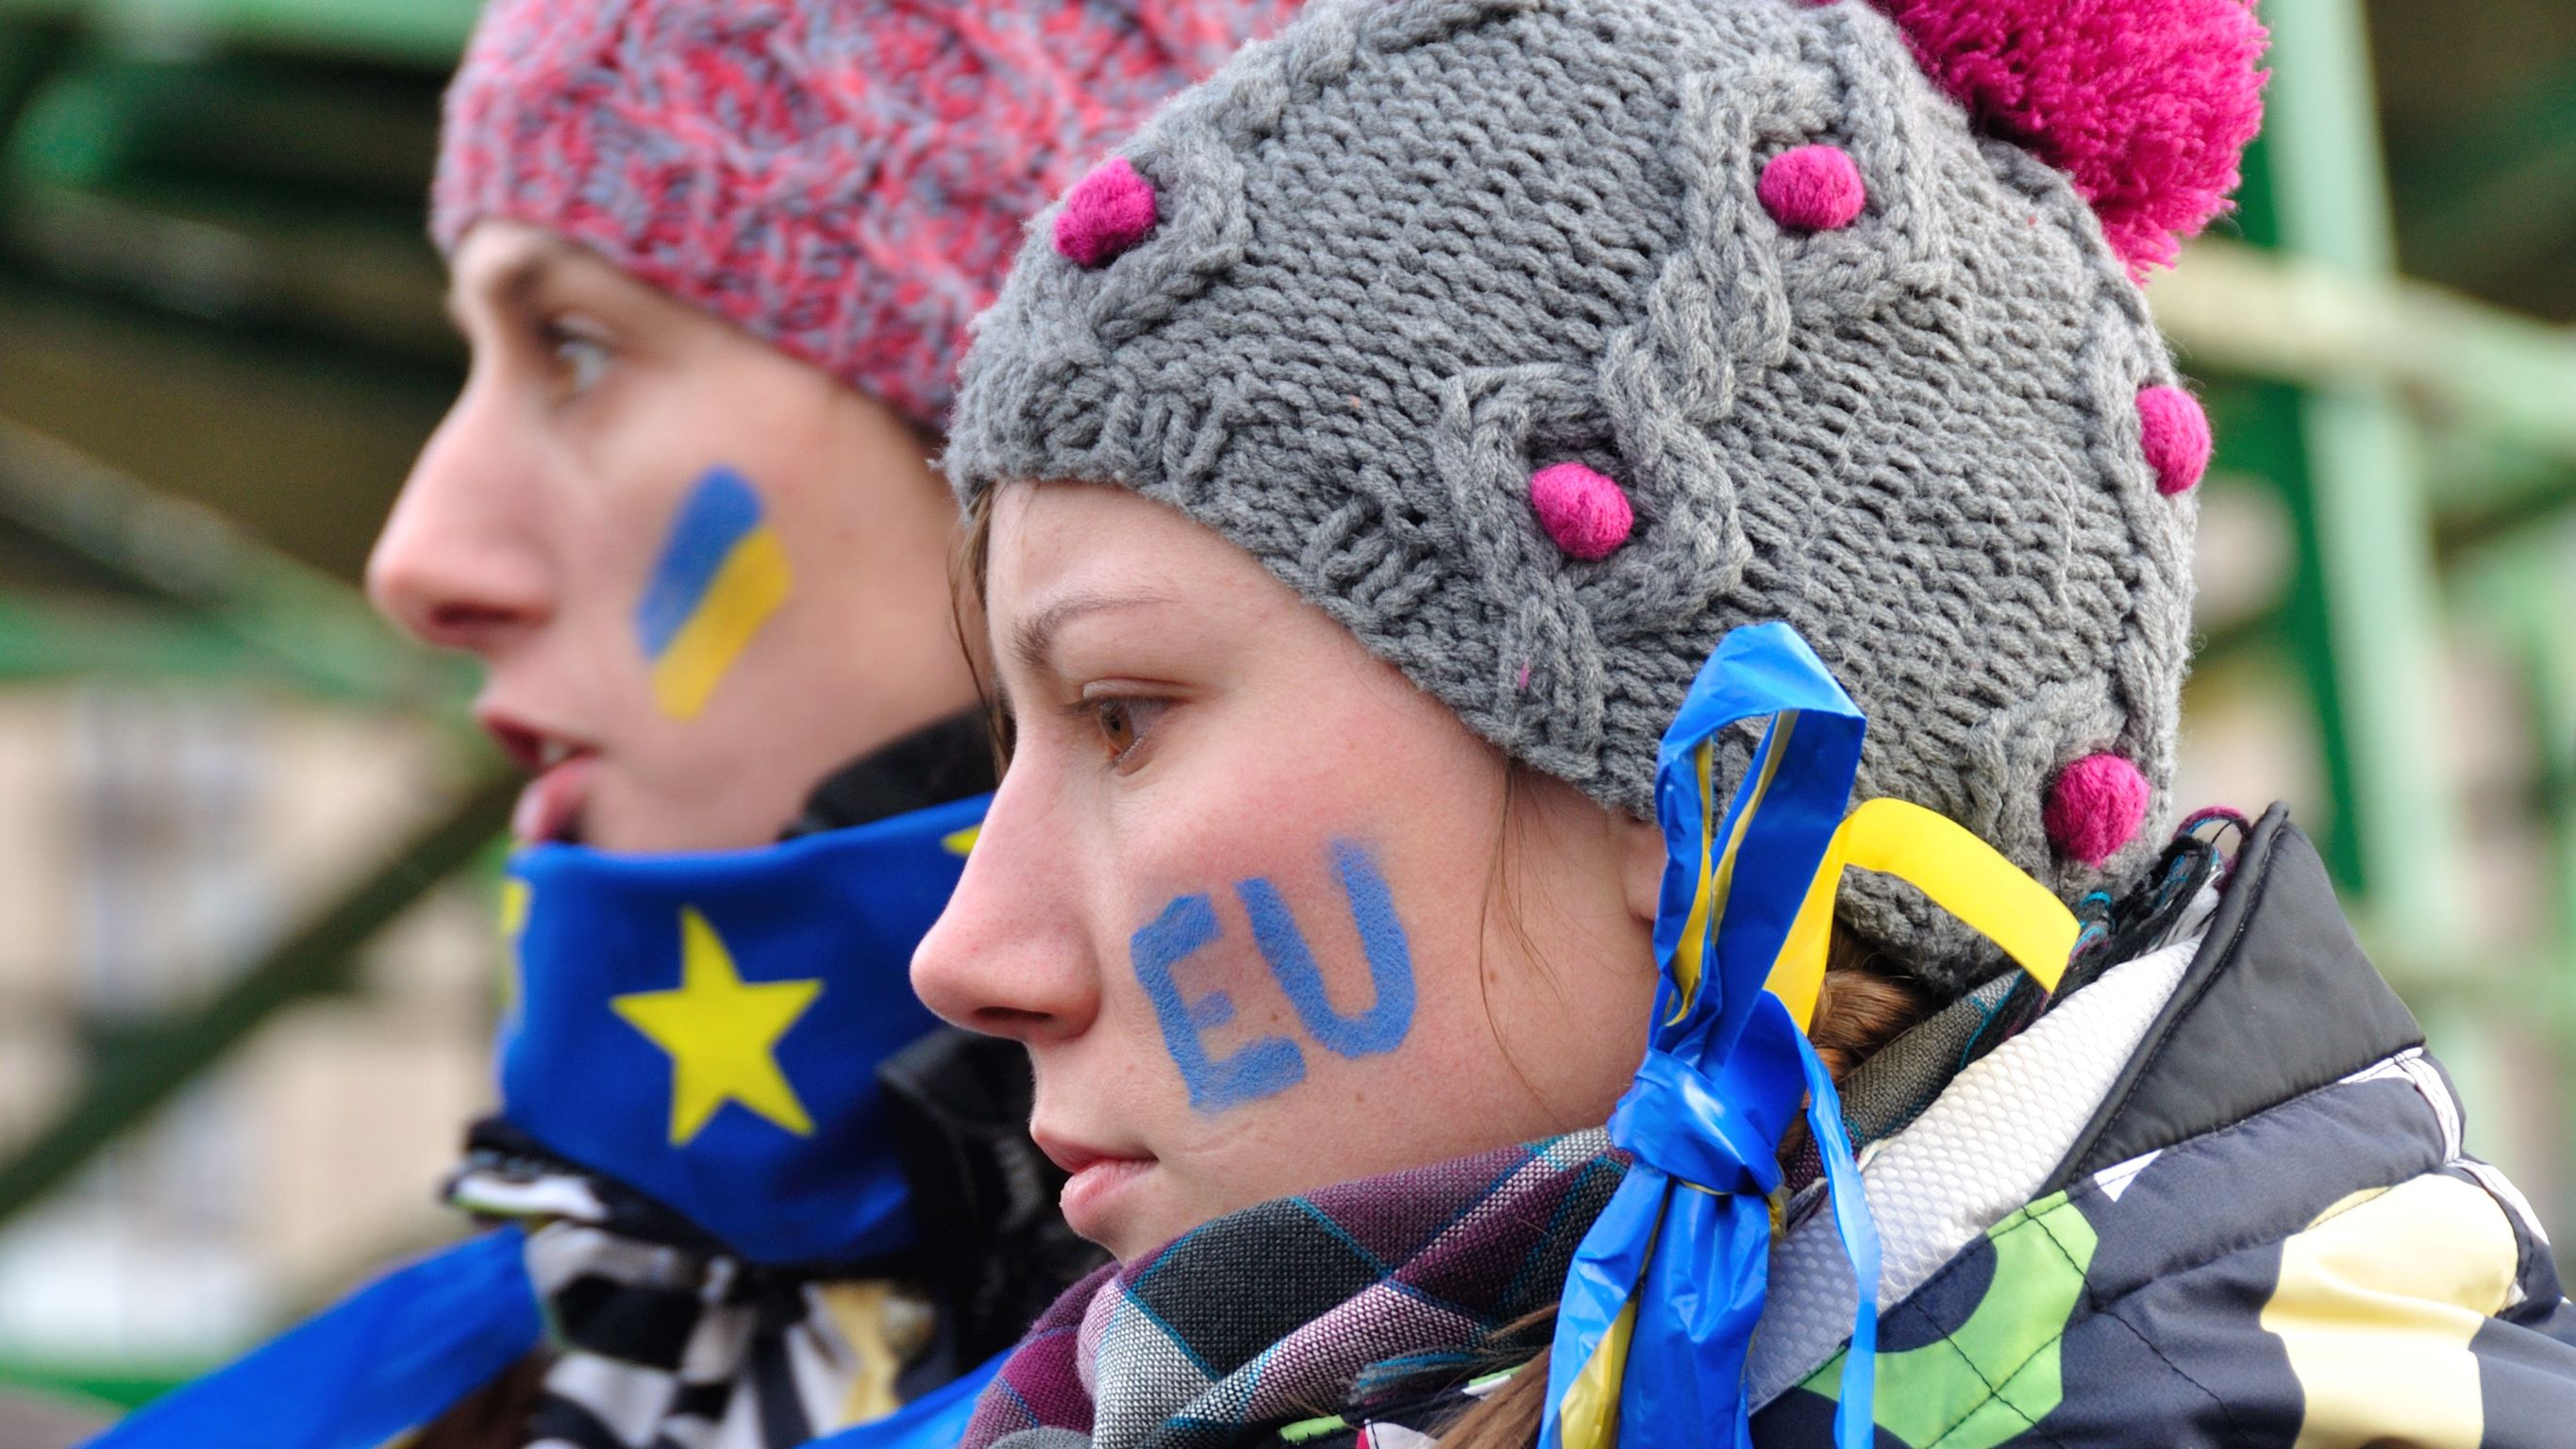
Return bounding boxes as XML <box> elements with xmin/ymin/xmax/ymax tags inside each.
<box><xmin>1743</xmin><ymin>804</ymin><xmax>2576</xmax><ymax>1447</ymax></box>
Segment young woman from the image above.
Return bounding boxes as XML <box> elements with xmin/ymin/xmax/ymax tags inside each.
<box><xmin>98</xmin><ymin>6</ymin><xmax>1293</xmax><ymax>1449</ymax></box>
<box><xmin>914</xmin><ymin>0</ymin><xmax>2576</xmax><ymax>1445</ymax></box>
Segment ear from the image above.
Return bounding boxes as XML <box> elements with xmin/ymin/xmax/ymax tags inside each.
<box><xmin>1615</xmin><ymin>808</ymin><xmax>1668</xmax><ymax>935</ymax></box>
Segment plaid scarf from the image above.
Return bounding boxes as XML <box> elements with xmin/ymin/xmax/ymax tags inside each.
<box><xmin>962</xmin><ymin>1132</ymin><xmax>1630</xmax><ymax>1449</ymax></box>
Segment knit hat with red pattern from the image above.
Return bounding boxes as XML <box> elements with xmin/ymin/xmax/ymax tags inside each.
<box><xmin>430</xmin><ymin>0</ymin><xmax>1301</xmax><ymax>427</ymax></box>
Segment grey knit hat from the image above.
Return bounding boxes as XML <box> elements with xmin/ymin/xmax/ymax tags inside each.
<box><xmin>948</xmin><ymin>0</ymin><xmax>2267</xmax><ymax>989</ymax></box>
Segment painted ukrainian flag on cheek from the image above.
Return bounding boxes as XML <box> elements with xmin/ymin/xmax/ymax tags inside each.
<box><xmin>636</xmin><ymin>466</ymin><xmax>794</xmax><ymax>721</ymax></box>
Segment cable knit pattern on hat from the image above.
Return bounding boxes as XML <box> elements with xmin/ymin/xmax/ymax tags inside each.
<box><xmin>431</xmin><ymin>0</ymin><xmax>1300</xmax><ymax>427</ymax></box>
<box><xmin>948</xmin><ymin>0</ymin><xmax>2262</xmax><ymax>990</ymax></box>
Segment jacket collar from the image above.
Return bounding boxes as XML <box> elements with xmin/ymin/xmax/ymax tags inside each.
<box><xmin>2045</xmin><ymin>802</ymin><xmax>2424</xmax><ymax>1191</ymax></box>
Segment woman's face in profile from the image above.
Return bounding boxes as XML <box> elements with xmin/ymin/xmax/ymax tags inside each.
<box><xmin>912</xmin><ymin>480</ymin><xmax>1664</xmax><ymax>1261</ymax></box>
<box><xmin>368</xmin><ymin>220</ymin><xmax>975</xmax><ymax>854</ymax></box>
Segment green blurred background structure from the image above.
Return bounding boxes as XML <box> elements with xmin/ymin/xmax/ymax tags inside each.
<box><xmin>0</xmin><ymin>0</ymin><xmax>2571</xmax><ymax>1428</ymax></box>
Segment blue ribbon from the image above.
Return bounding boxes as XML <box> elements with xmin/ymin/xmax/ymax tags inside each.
<box><xmin>84</xmin><ymin>1228</ymin><xmax>541</xmax><ymax>1449</ymax></box>
<box><xmin>803</xmin><ymin>1349</ymin><xmax>1007</xmax><ymax>1449</ymax></box>
<box><xmin>1539</xmin><ymin>622</ymin><xmax>1882</xmax><ymax>1449</ymax></box>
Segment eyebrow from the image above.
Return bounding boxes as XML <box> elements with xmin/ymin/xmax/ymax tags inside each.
<box><xmin>1009</xmin><ymin>589</ymin><xmax>1176</xmax><ymax>676</ymax></box>
<box><xmin>444</xmin><ymin>236</ymin><xmax>576</xmax><ymax>331</ymax></box>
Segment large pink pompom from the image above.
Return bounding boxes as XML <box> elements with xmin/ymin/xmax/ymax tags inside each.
<box><xmin>1867</xmin><ymin>0</ymin><xmax>2268</xmax><ymax>276</ymax></box>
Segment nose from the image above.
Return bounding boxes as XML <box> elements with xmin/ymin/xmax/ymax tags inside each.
<box><xmin>912</xmin><ymin>763</ymin><xmax>1100</xmax><ymax>1045</ymax></box>
<box><xmin>366</xmin><ymin>384</ymin><xmax>554</xmax><ymax>654</ymax></box>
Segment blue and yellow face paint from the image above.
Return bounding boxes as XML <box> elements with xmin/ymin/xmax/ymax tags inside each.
<box><xmin>635</xmin><ymin>466</ymin><xmax>794</xmax><ymax>721</ymax></box>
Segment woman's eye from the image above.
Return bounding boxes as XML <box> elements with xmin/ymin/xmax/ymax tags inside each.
<box><xmin>1083</xmin><ymin>694</ymin><xmax>1168</xmax><ymax>767</ymax></box>
<box><xmin>540</xmin><ymin>318</ymin><xmax>612</xmax><ymax>395</ymax></box>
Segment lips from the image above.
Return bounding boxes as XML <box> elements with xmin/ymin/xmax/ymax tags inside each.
<box><xmin>510</xmin><ymin>753</ymin><xmax>598</xmax><ymax>843</ymax></box>
<box><xmin>1034</xmin><ymin>1129</ymin><xmax>1158</xmax><ymax>1238</ymax></box>
<box><xmin>480</xmin><ymin>710</ymin><xmax>600</xmax><ymax>844</ymax></box>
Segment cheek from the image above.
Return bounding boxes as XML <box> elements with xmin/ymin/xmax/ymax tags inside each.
<box><xmin>1118</xmin><ymin>892</ymin><xmax>1310</xmax><ymax>1114</ymax></box>
<box><xmin>1085</xmin><ymin>687</ymin><xmax>1514</xmax><ymax>1119</ymax></box>
<box><xmin>629</xmin><ymin>465</ymin><xmax>794</xmax><ymax>723</ymax></box>
<box><xmin>1114</xmin><ymin>839</ymin><xmax>1425</xmax><ymax>1117</ymax></box>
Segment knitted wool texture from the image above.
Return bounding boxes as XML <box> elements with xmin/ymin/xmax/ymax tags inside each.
<box><xmin>430</xmin><ymin>0</ymin><xmax>1300</xmax><ymax>427</ymax></box>
<box><xmin>948</xmin><ymin>0</ymin><xmax>2259</xmax><ymax>986</ymax></box>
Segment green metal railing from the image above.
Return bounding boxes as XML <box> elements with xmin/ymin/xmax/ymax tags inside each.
<box><xmin>2143</xmin><ymin>0</ymin><xmax>2576</xmax><ymax>1206</ymax></box>
<box><xmin>0</xmin><ymin>420</ymin><xmax>507</xmax><ymax>1225</ymax></box>
<box><xmin>0</xmin><ymin>420</ymin><xmax>472</xmax><ymax>702</ymax></box>
<box><xmin>0</xmin><ymin>0</ymin><xmax>476</xmax><ymax>67</ymax></box>
<box><xmin>0</xmin><ymin>771</ymin><xmax>514</xmax><ymax>1224</ymax></box>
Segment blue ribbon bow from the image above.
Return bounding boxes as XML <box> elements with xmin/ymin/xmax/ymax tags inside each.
<box><xmin>1540</xmin><ymin>622</ymin><xmax>1882</xmax><ymax>1449</ymax></box>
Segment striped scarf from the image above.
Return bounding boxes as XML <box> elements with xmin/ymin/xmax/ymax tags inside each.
<box><xmin>447</xmin><ymin>1150</ymin><xmax>941</xmax><ymax>1449</ymax></box>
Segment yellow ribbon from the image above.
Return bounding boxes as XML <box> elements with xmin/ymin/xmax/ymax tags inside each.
<box><xmin>1669</xmin><ymin>717</ymin><xmax>1800</xmax><ymax>1023</ymax></box>
<box><xmin>1766</xmin><ymin>797</ymin><xmax>2079</xmax><ymax>1032</ymax></box>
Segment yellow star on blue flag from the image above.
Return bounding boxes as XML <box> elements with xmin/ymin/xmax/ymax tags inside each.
<box><xmin>496</xmin><ymin>790</ymin><xmax>986</xmax><ymax>1262</ymax></box>
<box><xmin>611</xmin><ymin>908</ymin><xmax>824</xmax><ymax>1144</ymax></box>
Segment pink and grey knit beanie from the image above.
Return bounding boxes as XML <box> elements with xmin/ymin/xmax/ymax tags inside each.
<box><xmin>949</xmin><ymin>0</ymin><xmax>2267</xmax><ymax>990</ymax></box>
<box><xmin>430</xmin><ymin>0</ymin><xmax>1301</xmax><ymax>428</ymax></box>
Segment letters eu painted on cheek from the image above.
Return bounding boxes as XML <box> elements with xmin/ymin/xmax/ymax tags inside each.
<box><xmin>1128</xmin><ymin>841</ymin><xmax>1419</xmax><ymax>1113</ymax></box>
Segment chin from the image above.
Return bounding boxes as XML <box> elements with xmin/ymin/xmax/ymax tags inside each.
<box><xmin>1103</xmin><ymin>1215</ymin><xmax>1184</xmax><ymax>1267</ymax></box>
<box><xmin>1103</xmin><ymin>1176</ymin><xmax>1253</xmax><ymax>1268</ymax></box>
<box><xmin>600</xmin><ymin>797</ymin><xmax>774</xmax><ymax>855</ymax></box>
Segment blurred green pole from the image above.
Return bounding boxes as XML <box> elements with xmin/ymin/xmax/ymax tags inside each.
<box><xmin>2456</xmin><ymin>531</ymin><xmax>2576</xmax><ymax>1231</ymax></box>
<box><xmin>2507</xmin><ymin>544</ymin><xmax>2576</xmax><ymax>1163</ymax></box>
<box><xmin>2256</xmin><ymin>0</ymin><xmax>2468</xmax><ymax>961</ymax></box>
<box><xmin>2543</xmin><ymin>600</ymin><xmax>2576</xmax><ymax>980</ymax></box>
<box><xmin>0</xmin><ymin>420</ymin><xmax>477</xmax><ymax>709</ymax></box>
<box><xmin>2525</xmin><ymin>550</ymin><xmax>2576</xmax><ymax>1233</ymax></box>
<box><xmin>2239</xmin><ymin>0</ymin><xmax>2506</xmax><ymax>1150</ymax></box>
<box><xmin>0</xmin><ymin>768</ymin><xmax>515</xmax><ymax>1227</ymax></box>
<box><xmin>2527</xmin><ymin>613</ymin><xmax>2576</xmax><ymax>1241</ymax></box>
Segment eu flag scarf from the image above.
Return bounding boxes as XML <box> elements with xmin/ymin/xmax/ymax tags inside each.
<box><xmin>492</xmin><ymin>792</ymin><xmax>983</xmax><ymax>1266</ymax></box>
<box><xmin>92</xmin><ymin>794</ymin><xmax>1000</xmax><ymax>1449</ymax></box>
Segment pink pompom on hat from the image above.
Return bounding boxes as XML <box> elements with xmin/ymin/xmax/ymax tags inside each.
<box><xmin>430</xmin><ymin>0</ymin><xmax>1301</xmax><ymax>428</ymax></box>
<box><xmin>1868</xmin><ymin>0</ymin><xmax>2268</xmax><ymax>276</ymax></box>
